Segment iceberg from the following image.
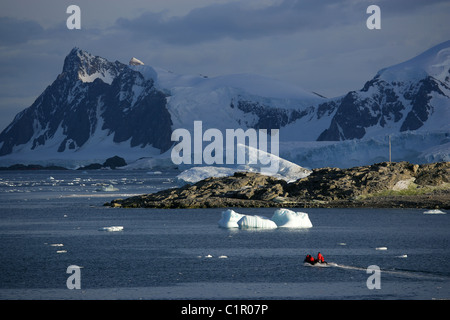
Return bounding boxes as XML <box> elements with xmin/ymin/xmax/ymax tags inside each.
<box><xmin>271</xmin><ymin>208</ymin><xmax>313</xmax><ymax>228</ymax></box>
<box><xmin>423</xmin><ymin>209</ymin><xmax>446</xmax><ymax>214</ymax></box>
<box><xmin>218</xmin><ymin>208</ymin><xmax>314</xmax><ymax>229</ymax></box>
<box><xmin>218</xmin><ymin>209</ymin><xmax>245</xmax><ymax>228</ymax></box>
<box><xmin>237</xmin><ymin>215</ymin><xmax>277</xmax><ymax>229</ymax></box>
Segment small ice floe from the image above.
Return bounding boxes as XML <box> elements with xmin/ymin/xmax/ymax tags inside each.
<box><xmin>50</xmin><ymin>243</ymin><xmax>64</xmax><ymax>247</ymax></box>
<box><xmin>375</xmin><ymin>247</ymin><xmax>388</xmax><ymax>251</ymax></box>
<box><xmin>56</xmin><ymin>250</ymin><xmax>67</xmax><ymax>254</ymax></box>
<box><xmin>338</xmin><ymin>243</ymin><xmax>347</xmax><ymax>246</ymax></box>
<box><xmin>98</xmin><ymin>226</ymin><xmax>124</xmax><ymax>232</ymax></box>
<box><xmin>147</xmin><ymin>171</ymin><xmax>162</xmax><ymax>175</ymax></box>
<box><xmin>204</xmin><ymin>254</ymin><xmax>213</xmax><ymax>258</ymax></box>
<box><xmin>423</xmin><ymin>209</ymin><xmax>446</xmax><ymax>214</ymax></box>
<box><xmin>218</xmin><ymin>255</ymin><xmax>228</xmax><ymax>259</ymax></box>
<box><xmin>47</xmin><ymin>176</ymin><xmax>55</xmax><ymax>181</ymax></box>
<box><xmin>96</xmin><ymin>184</ymin><xmax>119</xmax><ymax>192</ymax></box>
<box><xmin>396</xmin><ymin>254</ymin><xmax>408</xmax><ymax>258</ymax></box>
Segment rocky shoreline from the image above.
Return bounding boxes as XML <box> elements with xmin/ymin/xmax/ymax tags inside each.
<box><xmin>105</xmin><ymin>161</ymin><xmax>450</xmax><ymax>210</ymax></box>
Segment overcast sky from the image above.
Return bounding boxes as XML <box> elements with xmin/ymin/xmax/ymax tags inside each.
<box><xmin>0</xmin><ymin>0</ymin><xmax>449</xmax><ymax>131</ymax></box>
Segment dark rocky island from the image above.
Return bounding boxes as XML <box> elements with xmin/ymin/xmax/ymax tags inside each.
<box><xmin>105</xmin><ymin>161</ymin><xmax>450</xmax><ymax>210</ymax></box>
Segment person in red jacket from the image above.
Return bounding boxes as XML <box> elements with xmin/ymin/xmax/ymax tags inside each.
<box><xmin>317</xmin><ymin>252</ymin><xmax>325</xmax><ymax>263</ymax></box>
<box><xmin>304</xmin><ymin>254</ymin><xmax>316</xmax><ymax>264</ymax></box>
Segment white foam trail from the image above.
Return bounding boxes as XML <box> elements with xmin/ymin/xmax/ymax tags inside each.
<box><xmin>328</xmin><ymin>262</ymin><xmax>445</xmax><ymax>280</ymax></box>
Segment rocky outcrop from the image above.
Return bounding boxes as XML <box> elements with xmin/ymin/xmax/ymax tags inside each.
<box><xmin>77</xmin><ymin>155</ymin><xmax>127</xmax><ymax>170</ymax></box>
<box><xmin>106</xmin><ymin>161</ymin><xmax>450</xmax><ymax>209</ymax></box>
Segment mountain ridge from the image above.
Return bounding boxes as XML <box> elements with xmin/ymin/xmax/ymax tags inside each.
<box><xmin>0</xmin><ymin>41</ymin><xmax>449</xmax><ymax>168</ymax></box>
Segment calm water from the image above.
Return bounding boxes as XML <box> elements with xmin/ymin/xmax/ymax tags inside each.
<box><xmin>0</xmin><ymin>170</ymin><xmax>449</xmax><ymax>300</ymax></box>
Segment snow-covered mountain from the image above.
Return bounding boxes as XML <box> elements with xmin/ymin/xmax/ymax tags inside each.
<box><xmin>0</xmin><ymin>41</ymin><xmax>449</xmax><ymax>169</ymax></box>
<box><xmin>0</xmin><ymin>48</ymin><xmax>173</xmax><ymax>165</ymax></box>
<box><xmin>316</xmin><ymin>40</ymin><xmax>450</xmax><ymax>141</ymax></box>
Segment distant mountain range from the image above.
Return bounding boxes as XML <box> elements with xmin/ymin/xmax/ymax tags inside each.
<box><xmin>0</xmin><ymin>41</ymin><xmax>449</xmax><ymax>168</ymax></box>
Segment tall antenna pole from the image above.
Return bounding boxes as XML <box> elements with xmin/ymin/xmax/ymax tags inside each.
<box><xmin>388</xmin><ymin>135</ymin><xmax>391</xmax><ymax>163</ymax></box>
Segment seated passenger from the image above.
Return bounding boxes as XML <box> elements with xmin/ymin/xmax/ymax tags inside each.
<box><xmin>317</xmin><ymin>252</ymin><xmax>325</xmax><ymax>263</ymax></box>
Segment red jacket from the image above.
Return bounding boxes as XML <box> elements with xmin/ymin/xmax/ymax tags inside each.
<box><xmin>317</xmin><ymin>253</ymin><xmax>324</xmax><ymax>262</ymax></box>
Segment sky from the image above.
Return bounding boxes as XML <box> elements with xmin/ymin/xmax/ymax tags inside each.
<box><xmin>0</xmin><ymin>0</ymin><xmax>449</xmax><ymax>132</ymax></box>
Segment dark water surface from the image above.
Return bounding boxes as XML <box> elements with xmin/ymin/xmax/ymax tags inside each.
<box><xmin>0</xmin><ymin>170</ymin><xmax>449</xmax><ymax>299</ymax></box>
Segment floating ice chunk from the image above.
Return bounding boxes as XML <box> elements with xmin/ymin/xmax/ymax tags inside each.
<box><xmin>97</xmin><ymin>184</ymin><xmax>119</xmax><ymax>192</ymax></box>
<box><xmin>237</xmin><ymin>215</ymin><xmax>277</xmax><ymax>229</ymax></box>
<box><xmin>396</xmin><ymin>254</ymin><xmax>408</xmax><ymax>258</ymax></box>
<box><xmin>56</xmin><ymin>250</ymin><xmax>67</xmax><ymax>254</ymax></box>
<box><xmin>50</xmin><ymin>243</ymin><xmax>64</xmax><ymax>247</ymax></box>
<box><xmin>423</xmin><ymin>209</ymin><xmax>446</xmax><ymax>214</ymax></box>
<box><xmin>218</xmin><ymin>255</ymin><xmax>228</xmax><ymax>259</ymax></box>
<box><xmin>271</xmin><ymin>208</ymin><xmax>313</xmax><ymax>228</ymax></box>
<box><xmin>218</xmin><ymin>208</ymin><xmax>314</xmax><ymax>229</ymax></box>
<box><xmin>205</xmin><ymin>254</ymin><xmax>213</xmax><ymax>258</ymax></box>
<box><xmin>98</xmin><ymin>226</ymin><xmax>124</xmax><ymax>232</ymax></box>
<box><xmin>375</xmin><ymin>247</ymin><xmax>388</xmax><ymax>250</ymax></box>
<box><xmin>218</xmin><ymin>209</ymin><xmax>245</xmax><ymax>228</ymax></box>
<box><xmin>147</xmin><ymin>171</ymin><xmax>162</xmax><ymax>175</ymax></box>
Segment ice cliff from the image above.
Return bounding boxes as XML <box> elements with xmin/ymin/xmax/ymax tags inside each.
<box><xmin>218</xmin><ymin>208</ymin><xmax>313</xmax><ymax>229</ymax></box>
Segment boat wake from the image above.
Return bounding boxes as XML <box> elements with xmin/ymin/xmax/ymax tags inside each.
<box><xmin>323</xmin><ymin>262</ymin><xmax>447</xmax><ymax>280</ymax></box>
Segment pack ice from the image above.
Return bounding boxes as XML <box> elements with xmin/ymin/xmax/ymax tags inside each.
<box><xmin>218</xmin><ymin>208</ymin><xmax>313</xmax><ymax>229</ymax></box>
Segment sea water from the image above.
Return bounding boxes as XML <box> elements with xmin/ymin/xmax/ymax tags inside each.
<box><xmin>0</xmin><ymin>170</ymin><xmax>449</xmax><ymax>300</ymax></box>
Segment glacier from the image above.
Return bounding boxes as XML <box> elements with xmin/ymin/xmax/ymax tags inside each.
<box><xmin>176</xmin><ymin>143</ymin><xmax>312</xmax><ymax>183</ymax></box>
<box><xmin>218</xmin><ymin>208</ymin><xmax>313</xmax><ymax>229</ymax></box>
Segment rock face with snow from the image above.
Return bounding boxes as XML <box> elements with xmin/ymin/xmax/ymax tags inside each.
<box><xmin>316</xmin><ymin>41</ymin><xmax>450</xmax><ymax>141</ymax></box>
<box><xmin>0</xmin><ymin>41</ymin><xmax>449</xmax><ymax>167</ymax></box>
<box><xmin>0</xmin><ymin>48</ymin><xmax>173</xmax><ymax>163</ymax></box>
<box><xmin>291</xmin><ymin>42</ymin><xmax>449</xmax><ymax>166</ymax></box>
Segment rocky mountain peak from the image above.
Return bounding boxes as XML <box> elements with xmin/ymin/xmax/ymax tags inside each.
<box><xmin>62</xmin><ymin>47</ymin><xmax>126</xmax><ymax>84</ymax></box>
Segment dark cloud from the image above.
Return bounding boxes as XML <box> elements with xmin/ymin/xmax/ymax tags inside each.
<box><xmin>114</xmin><ymin>0</ymin><xmax>364</xmax><ymax>45</ymax></box>
<box><xmin>0</xmin><ymin>17</ymin><xmax>45</xmax><ymax>45</ymax></box>
<box><xmin>113</xmin><ymin>0</ymin><xmax>450</xmax><ymax>46</ymax></box>
<box><xmin>0</xmin><ymin>0</ymin><xmax>449</xmax><ymax>131</ymax></box>
<box><xmin>376</xmin><ymin>0</ymin><xmax>450</xmax><ymax>15</ymax></box>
